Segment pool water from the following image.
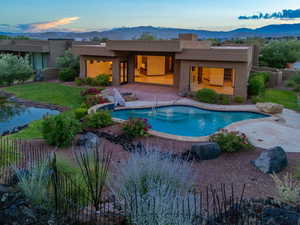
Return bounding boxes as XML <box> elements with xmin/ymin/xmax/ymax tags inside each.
<box><xmin>0</xmin><ymin>103</ymin><xmax>59</xmax><ymax>135</ymax></box>
<box><xmin>111</xmin><ymin>105</ymin><xmax>268</xmax><ymax>137</ymax></box>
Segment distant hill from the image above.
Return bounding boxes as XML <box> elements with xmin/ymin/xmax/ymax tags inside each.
<box><xmin>1</xmin><ymin>23</ymin><xmax>300</xmax><ymax>40</ymax></box>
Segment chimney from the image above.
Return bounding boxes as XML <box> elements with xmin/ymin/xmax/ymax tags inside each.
<box><xmin>179</xmin><ymin>33</ymin><xmax>198</xmax><ymax>41</ymax></box>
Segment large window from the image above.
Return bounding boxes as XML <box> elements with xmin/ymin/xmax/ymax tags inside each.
<box><xmin>134</xmin><ymin>55</ymin><xmax>174</xmax><ymax>85</ymax></box>
<box><xmin>190</xmin><ymin>66</ymin><xmax>234</xmax><ymax>95</ymax></box>
<box><xmin>86</xmin><ymin>60</ymin><xmax>112</xmax><ymax>81</ymax></box>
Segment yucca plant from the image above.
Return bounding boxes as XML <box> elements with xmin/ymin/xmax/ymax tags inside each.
<box><xmin>74</xmin><ymin>145</ymin><xmax>112</xmax><ymax>212</ymax></box>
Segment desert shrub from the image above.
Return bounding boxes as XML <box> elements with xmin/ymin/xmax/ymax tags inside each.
<box><xmin>95</xmin><ymin>74</ymin><xmax>110</xmax><ymax>86</ymax></box>
<box><xmin>80</xmin><ymin>87</ymin><xmax>104</xmax><ymax>96</ymax></box>
<box><xmin>110</xmin><ymin>150</ymin><xmax>195</xmax><ymax>225</ymax></box>
<box><xmin>122</xmin><ymin>118</ymin><xmax>151</xmax><ymax>139</ymax></box>
<box><xmin>58</xmin><ymin>67</ymin><xmax>77</xmax><ymax>82</ymax></box>
<box><xmin>74</xmin><ymin>146</ymin><xmax>111</xmax><ymax>211</ymax></box>
<box><xmin>218</xmin><ymin>94</ymin><xmax>230</xmax><ymax>105</ymax></box>
<box><xmin>84</xmin><ymin>95</ymin><xmax>108</xmax><ymax>107</ymax></box>
<box><xmin>74</xmin><ymin>107</ymin><xmax>88</xmax><ymax>120</ymax></box>
<box><xmin>285</xmin><ymin>74</ymin><xmax>300</xmax><ymax>92</ymax></box>
<box><xmin>14</xmin><ymin>160</ymin><xmax>51</xmax><ymax>207</ymax></box>
<box><xmin>54</xmin><ymin>157</ymin><xmax>89</xmax><ymax>207</ymax></box>
<box><xmin>0</xmin><ymin>54</ymin><xmax>33</xmax><ymax>85</ymax></box>
<box><xmin>195</xmin><ymin>88</ymin><xmax>219</xmax><ymax>104</ymax></box>
<box><xmin>111</xmin><ymin>150</ymin><xmax>194</xmax><ymax>197</ymax></box>
<box><xmin>82</xmin><ymin>110</ymin><xmax>113</xmax><ymax>129</ymax></box>
<box><xmin>271</xmin><ymin>173</ymin><xmax>300</xmax><ymax>206</ymax></box>
<box><xmin>42</xmin><ymin>114</ymin><xmax>81</xmax><ymax>148</ymax></box>
<box><xmin>75</xmin><ymin>77</ymin><xmax>85</xmax><ymax>86</ymax></box>
<box><xmin>248</xmin><ymin>72</ymin><xmax>269</xmax><ymax>96</ymax></box>
<box><xmin>233</xmin><ymin>96</ymin><xmax>245</xmax><ymax>103</ymax></box>
<box><xmin>209</xmin><ymin>129</ymin><xmax>253</xmax><ymax>153</ymax></box>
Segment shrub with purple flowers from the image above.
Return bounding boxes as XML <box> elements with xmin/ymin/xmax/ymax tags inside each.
<box><xmin>122</xmin><ymin>118</ymin><xmax>151</xmax><ymax>139</ymax></box>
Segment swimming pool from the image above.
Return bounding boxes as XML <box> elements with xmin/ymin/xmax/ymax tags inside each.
<box><xmin>111</xmin><ymin>105</ymin><xmax>268</xmax><ymax>137</ymax></box>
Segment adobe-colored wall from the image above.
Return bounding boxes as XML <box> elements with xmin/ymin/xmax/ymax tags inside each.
<box><xmin>177</xmin><ymin>60</ymin><xmax>249</xmax><ymax>98</ymax></box>
<box><xmin>48</xmin><ymin>39</ymin><xmax>72</xmax><ymax>67</ymax></box>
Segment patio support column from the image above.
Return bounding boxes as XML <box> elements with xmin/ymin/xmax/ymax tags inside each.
<box><xmin>178</xmin><ymin>61</ymin><xmax>190</xmax><ymax>95</ymax></box>
<box><xmin>79</xmin><ymin>56</ymin><xmax>87</xmax><ymax>78</ymax></box>
<box><xmin>112</xmin><ymin>58</ymin><xmax>120</xmax><ymax>86</ymax></box>
<box><xmin>127</xmin><ymin>55</ymin><xmax>135</xmax><ymax>83</ymax></box>
<box><xmin>233</xmin><ymin>63</ymin><xmax>248</xmax><ymax>99</ymax></box>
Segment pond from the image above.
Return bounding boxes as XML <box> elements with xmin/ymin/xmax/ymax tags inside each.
<box><xmin>111</xmin><ymin>105</ymin><xmax>268</xmax><ymax>137</ymax></box>
<box><xmin>0</xmin><ymin>98</ymin><xmax>60</xmax><ymax>135</ymax></box>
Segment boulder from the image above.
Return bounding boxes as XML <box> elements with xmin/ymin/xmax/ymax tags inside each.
<box><xmin>77</xmin><ymin>132</ymin><xmax>101</xmax><ymax>150</ymax></box>
<box><xmin>181</xmin><ymin>142</ymin><xmax>221</xmax><ymax>161</ymax></box>
<box><xmin>256</xmin><ymin>102</ymin><xmax>284</xmax><ymax>114</ymax></box>
<box><xmin>251</xmin><ymin>146</ymin><xmax>287</xmax><ymax>174</ymax></box>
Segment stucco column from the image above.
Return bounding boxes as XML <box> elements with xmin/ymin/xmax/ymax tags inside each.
<box><xmin>233</xmin><ymin>63</ymin><xmax>248</xmax><ymax>99</ymax></box>
<box><xmin>178</xmin><ymin>61</ymin><xmax>190</xmax><ymax>95</ymax></box>
<box><xmin>127</xmin><ymin>55</ymin><xmax>135</xmax><ymax>83</ymax></box>
<box><xmin>112</xmin><ymin>58</ymin><xmax>120</xmax><ymax>86</ymax></box>
<box><xmin>79</xmin><ymin>56</ymin><xmax>87</xmax><ymax>78</ymax></box>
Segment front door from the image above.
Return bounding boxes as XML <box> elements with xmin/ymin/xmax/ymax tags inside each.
<box><xmin>120</xmin><ymin>61</ymin><xmax>128</xmax><ymax>84</ymax></box>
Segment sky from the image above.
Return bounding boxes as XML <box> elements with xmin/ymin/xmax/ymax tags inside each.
<box><xmin>1</xmin><ymin>0</ymin><xmax>300</xmax><ymax>33</ymax></box>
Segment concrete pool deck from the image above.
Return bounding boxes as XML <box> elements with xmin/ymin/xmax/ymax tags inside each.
<box><xmin>123</xmin><ymin>98</ymin><xmax>300</xmax><ymax>153</ymax></box>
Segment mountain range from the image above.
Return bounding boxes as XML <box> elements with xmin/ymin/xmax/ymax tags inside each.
<box><xmin>1</xmin><ymin>23</ymin><xmax>300</xmax><ymax>40</ymax></box>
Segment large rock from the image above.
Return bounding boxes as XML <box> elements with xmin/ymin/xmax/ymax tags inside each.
<box><xmin>77</xmin><ymin>132</ymin><xmax>101</xmax><ymax>150</ymax></box>
<box><xmin>256</xmin><ymin>102</ymin><xmax>284</xmax><ymax>114</ymax></box>
<box><xmin>251</xmin><ymin>146</ymin><xmax>287</xmax><ymax>173</ymax></box>
<box><xmin>181</xmin><ymin>142</ymin><xmax>221</xmax><ymax>161</ymax></box>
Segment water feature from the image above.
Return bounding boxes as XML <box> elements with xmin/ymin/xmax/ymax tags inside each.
<box><xmin>0</xmin><ymin>98</ymin><xmax>60</xmax><ymax>135</ymax></box>
<box><xmin>294</xmin><ymin>61</ymin><xmax>300</xmax><ymax>70</ymax></box>
<box><xmin>111</xmin><ymin>105</ymin><xmax>268</xmax><ymax>137</ymax></box>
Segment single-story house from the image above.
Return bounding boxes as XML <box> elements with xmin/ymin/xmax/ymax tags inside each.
<box><xmin>72</xmin><ymin>34</ymin><xmax>257</xmax><ymax>98</ymax></box>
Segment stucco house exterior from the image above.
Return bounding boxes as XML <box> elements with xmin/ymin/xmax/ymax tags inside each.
<box><xmin>72</xmin><ymin>34</ymin><xmax>256</xmax><ymax>98</ymax></box>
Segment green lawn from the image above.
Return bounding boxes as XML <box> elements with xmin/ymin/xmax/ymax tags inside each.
<box><xmin>259</xmin><ymin>89</ymin><xmax>300</xmax><ymax>111</ymax></box>
<box><xmin>2</xmin><ymin>82</ymin><xmax>84</xmax><ymax>109</ymax></box>
<box><xmin>2</xmin><ymin>82</ymin><xmax>84</xmax><ymax>139</ymax></box>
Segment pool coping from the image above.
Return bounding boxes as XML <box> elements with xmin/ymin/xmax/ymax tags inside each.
<box><xmin>91</xmin><ymin>102</ymin><xmax>277</xmax><ymax>142</ymax></box>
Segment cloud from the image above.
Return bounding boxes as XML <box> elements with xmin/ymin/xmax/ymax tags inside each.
<box><xmin>239</xmin><ymin>9</ymin><xmax>300</xmax><ymax>20</ymax></box>
<box><xmin>16</xmin><ymin>17</ymin><xmax>80</xmax><ymax>32</ymax></box>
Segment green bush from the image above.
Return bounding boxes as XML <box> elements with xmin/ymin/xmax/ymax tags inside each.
<box><xmin>0</xmin><ymin>54</ymin><xmax>33</xmax><ymax>85</ymax></box>
<box><xmin>56</xmin><ymin>50</ymin><xmax>80</xmax><ymax>73</ymax></box>
<box><xmin>58</xmin><ymin>67</ymin><xmax>77</xmax><ymax>82</ymax></box>
<box><xmin>122</xmin><ymin>118</ymin><xmax>151</xmax><ymax>139</ymax></box>
<box><xmin>233</xmin><ymin>96</ymin><xmax>245</xmax><ymax>103</ymax></box>
<box><xmin>75</xmin><ymin>77</ymin><xmax>85</xmax><ymax>86</ymax></box>
<box><xmin>251</xmin><ymin>96</ymin><xmax>262</xmax><ymax>104</ymax></box>
<box><xmin>74</xmin><ymin>107</ymin><xmax>88</xmax><ymax>120</ymax></box>
<box><xmin>42</xmin><ymin>114</ymin><xmax>81</xmax><ymax>148</ymax></box>
<box><xmin>210</xmin><ymin>129</ymin><xmax>253</xmax><ymax>153</ymax></box>
<box><xmin>218</xmin><ymin>94</ymin><xmax>230</xmax><ymax>105</ymax></box>
<box><xmin>195</xmin><ymin>88</ymin><xmax>219</xmax><ymax>104</ymax></box>
<box><xmin>285</xmin><ymin>74</ymin><xmax>300</xmax><ymax>92</ymax></box>
<box><xmin>95</xmin><ymin>74</ymin><xmax>110</xmax><ymax>86</ymax></box>
<box><xmin>248</xmin><ymin>72</ymin><xmax>269</xmax><ymax>96</ymax></box>
<box><xmin>82</xmin><ymin>111</ymin><xmax>113</xmax><ymax>129</ymax></box>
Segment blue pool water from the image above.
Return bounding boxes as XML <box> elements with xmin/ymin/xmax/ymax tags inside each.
<box><xmin>111</xmin><ymin>105</ymin><xmax>268</xmax><ymax>137</ymax></box>
<box><xmin>0</xmin><ymin>104</ymin><xmax>60</xmax><ymax>135</ymax></box>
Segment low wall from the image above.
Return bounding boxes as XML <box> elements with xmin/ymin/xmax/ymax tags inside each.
<box><xmin>42</xmin><ymin>67</ymin><xmax>59</xmax><ymax>80</ymax></box>
<box><xmin>251</xmin><ymin>66</ymin><xmax>282</xmax><ymax>87</ymax></box>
